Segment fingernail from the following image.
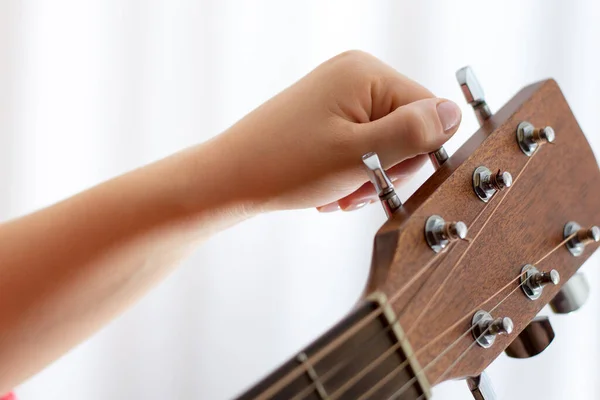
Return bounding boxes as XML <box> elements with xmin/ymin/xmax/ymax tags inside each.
<box><xmin>317</xmin><ymin>203</ymin><xmax>340</xmax><ymax>213</ymax></box>
<box><xmin>343</xmin><ymin>201</ymin><xmax>369</xmax><ymax>211</ymax></box>
<box><xmin>436</xmin><ymin>101</ymin><xmax>461</xmax><ymax>133</ymax></box>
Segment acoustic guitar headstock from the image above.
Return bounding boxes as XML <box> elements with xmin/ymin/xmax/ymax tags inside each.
<box><xmin>363</xmin><ymin>67</ymin><xmax>600</xmax><ymax>396</ymax></box>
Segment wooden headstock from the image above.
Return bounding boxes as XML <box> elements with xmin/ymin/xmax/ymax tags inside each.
<box><xmin>366</xmin><ymin>77</ymin><xmax>600</xmax><ymax>388</ymax></box>
<box><xmin>238</xmin><ymin>72</ymin><xmax>600</xmax><ymax>400</ymax></box>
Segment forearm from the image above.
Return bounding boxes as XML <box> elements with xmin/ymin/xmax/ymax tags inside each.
<box><xmin>0</xmin><ymin>138</ymin><xmax>250</xmax><ymax>392</ymax></box>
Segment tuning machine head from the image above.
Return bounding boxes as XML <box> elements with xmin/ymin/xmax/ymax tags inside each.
<box><xmin>467</xmin><ymin>371</ymin><xmax>497</xmax><ymax>400</ymax></box>
<box><xmin>362</xmin><ymin>152</ymin><xmax>402</xmax><ymax>218</ymax></box>
<box><xmin>550</xmin><ymin>273</ymin><xmax>590</xmax><ymax>314</ymax></box>
<box><xmin>424</xmin><ymin>215</ymin><xmax>468</xmax><ymax>253</ymax></box>
<box><xmin>505</xmin><ymin>316</ymin><xmax>555</xmax><ymax>359</ymax></box>
<box><xmin>564</xmin><ymin>221</ymin><xmax>600</xmax><ymax>257</ymax></box>
<box><xmin>472</xmin><ymin>310</ymin><xmax>513</xmax><ymax>348</ymax></box>
<box><xmin>456</xmin><ymin>66</ymin><xmax>493</xmax><ymax>125</ymax></box>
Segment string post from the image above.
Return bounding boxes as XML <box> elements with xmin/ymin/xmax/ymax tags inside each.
<box><xmin>564</xmin><ymin>222</ymin><xmax>600</xmax><ymax>257</ymax></box>
<box><xmin>517</xmin><ymin>122</ymin><xmax>556</xmax><ymax>156</ymax></box>
<box><xmin>425</xmin><ymin>215</ymin><xmax>468</xmax><ymax>253</ymax></box>
<box><xmin>472</xmin><ymin>310</ymin><xmax>513</xmax><ymax>348</ymax></box>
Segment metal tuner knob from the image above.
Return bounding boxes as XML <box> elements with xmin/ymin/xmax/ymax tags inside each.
<box><xmin>550</xmin><ymin>273</ymin><xmax>590</xmax><ymax>314</ymax></box>
<box><xmin>505</xmin><ymin>316</ymin><xmax>555</xmax><ymax>358</ymax></box>
<box><xmin>467</xmin><ymin>371</ymin><xmax>497</xmax><ymax>400</ymax></box>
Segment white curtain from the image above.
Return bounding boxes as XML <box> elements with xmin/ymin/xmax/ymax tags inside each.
<box><xmin>1</xmin><ymin>1</ymin><xmax>599</xmax><ymax>399</ymax></box>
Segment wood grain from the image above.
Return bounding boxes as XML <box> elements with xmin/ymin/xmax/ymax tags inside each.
<box><xmin>365</xmin><ymin>79</ymin><xmax>600</xmax><ymax>385</ymax></box>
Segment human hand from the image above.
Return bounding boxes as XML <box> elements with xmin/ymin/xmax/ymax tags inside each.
<box><xmin>215</xmin><ymin>50</ymin><xmax>461</xmax><ymax>213</ymax></box>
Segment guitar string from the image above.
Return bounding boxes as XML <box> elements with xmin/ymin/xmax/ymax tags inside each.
<box><xmin>418</xmin><ymin>231</ymin><xmax>577</xmax><ymax>358</ymax></box>
<box><xmin>255</xmin><ymin>250</ymin><xmax>450</xmax><ymax>400</ymax></box>
<box><xmin>291</xmin><ymin>203</ymin><xmax>494</xmax><ymax>400</ymax></box>
<box><xmin>337</xmin><ymin>270</ymin><xmax>529</xmax><ymax>400</ymax></box>
<box><xmin>406</xmin><ymin>146</ymin><xmax>540</xmax><ymax>336</ymax></box>
<box><xmin>330</xmin><ymin>196</ymin><xmax>580</xmax><ymax>397</ymax></box>
<box><xmin>386</xmin><ymin>327</ymin><xmax>493</xmax><ymax>400</ymax></box>
<box><xmin>256</xmin><ymin>146</ymin><xmax>544</xmax><ymax>400</ymax></box>
<box><xmin>360</xmin><ymin>232</ymin><xmax>576</xmax><ymax>400</ymax></box>
<box><xmin>285</xmin><ymin>249</ymin><xmax>453</xmax><ymax>400</ymax></box>
<box><xmin>295</xmin><ymin>149</ymin><xmax>543</xmax><ymax>399</ymax></box>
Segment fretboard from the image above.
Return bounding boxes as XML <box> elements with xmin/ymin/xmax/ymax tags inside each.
<box><xmin>236</xmin><ymin>292</ymin><xmax>431</xmax><ymax>400</ymax></box>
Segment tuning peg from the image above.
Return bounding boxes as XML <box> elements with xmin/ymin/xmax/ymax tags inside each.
<box><xmin>517</xmin><ymin>122</ymin><xmax>556</xmax><ymax>156</ymax></box>
<box><xmin>564</xmin><ymin>221</ymin><xmax>600</xmax><ymax>257</ymax></box>
<box><xmin>550</xmin><ymin>273</ymin><xmax>590</xmax><ymax>314</ymax></box>
<box><xmin>467</xmin><ymin>371</ymin><xmax>497</xmax><ymax>400</ymax></box>
<box><xmin>520</xmin><ymin>265</ymin><xmax>560</xmax><ymax>301</ymax></box>
<box><xmin>473</xmin><ymin>166</ymin><xmax>513</xmax><ymax>202</ymax></box>
<box><xmin>362</xmin><ymin>152</ymin><xmax>402</xmax><ymax>218</ymax></box>
<box><xmin>456</xmin><ymin>66</ymin><xmax>493</xmax><ymax>126</ymax></box>
<box><xmin>424</xmin><ymin>215</ymin><xmax>468</xmax><ymax>253</ymax></box>
<box><xmin>471</xmin><ymin>310</ymin><xmax>513</xmax><ymax>348</ymax></box>
<box><xmin>429</xmin><ymin>147</ymin><xmax>449</xmax><ymax>170</ymax></box>
<box><xmin>505</xmin><ymin>316</ymin><xmax>555</xmax><ymax>358</ymax></box>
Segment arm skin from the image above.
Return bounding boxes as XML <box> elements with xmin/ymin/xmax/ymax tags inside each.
<box><xmin>0</xmin><ymin>50</ymin><xmax>461</xmax><ymax>392</ymax></box>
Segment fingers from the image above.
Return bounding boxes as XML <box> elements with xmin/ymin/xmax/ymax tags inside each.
<box><xmin>356</xmin><ymin>98</ymin><xmax>461</xmax><ymax>168</ymax></box>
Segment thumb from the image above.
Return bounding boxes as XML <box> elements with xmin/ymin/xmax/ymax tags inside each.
<box><xmin>358</xmin><ymin>98</ymin><xmax>461</xmax><ymax>167</ymax></box>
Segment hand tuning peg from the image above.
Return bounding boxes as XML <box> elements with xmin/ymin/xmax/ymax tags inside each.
<box><xmin>550</xmin><ymin>273</ymin><xmax>590</xmax><ymax>314</ymax></box>
<box><xmin>362</xmin><ymin>152</ymin><xmax>402</xmax><ymax>218</ymax></box>
<box><xmin>429</xmin><ymin>147</ymin><xmax>449</xmax><ymax>170</ymax></box>
<box><xmin>505</xmin><ymin>316</ymin><xmax>555</xmax><ymax>358</ymax></box>
<box><xmin>467</xmin><ymin>371</ymin><xmax>496</xmax><ymax>400</ymax></box>
<box><xmin>456</xmin><ymin>66</ymin><xmax>493</xmax><ymax>126</ymax></box>
<box><xmin>564</xmin><ymin>221</ymin><xmax>600</xmax><ymax>257</ymax></box>
<box><xmin>435</xmin><ymin>66</ymin><xmax>492</xmax><ymax>173</ymax></box>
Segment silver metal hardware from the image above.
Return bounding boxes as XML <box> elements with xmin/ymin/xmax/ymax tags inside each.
<box><xmin>472</xmin><ymin>310</ymin><xmax>513</xmax><ymax>348</ymax></box>
<box><xmin>467</xmin><ymin>371</ymin><xmax>497</xmax><ymax>400</ymax></box>
<box><xmin>505</xmin><ymin>316</ymin><xmax>555</xmax><ymax>359</ymax></box>
<box><xmin>456</xmin><ymin>66</ymin><xmax>493</xmax><ymax>126</ymax></box>
<box><xmin>564</xmin><ymin>221</ymin><xmax>600</xmax><ymax>257</ymax></box>
<box><xmin>516</xmin><ymin>121</ymin><xmax>556</xmax><ymax>156</ymax></box>
<box><xmin>520</xmin><ymin>264</ymin><xmax>560</xmax><ymax>300</ymax></box>
<box><xmin>472</xmin><ymin>166</ymin><xmax>513</xmax><ymax>202</ymax></box>
<box><xmin>429</xmin><ymin>147</ymin><xmax>449</xmax><ymax>170</ymax></box>
<box><xmin>362</xmin><ymin>152</ymin><xmax>402</xmax><ymax>218</ymax></box>
<box><xmin>550</xmin><ymin>273</ymin><xmax>590</xmax><ymax>314</ymax></box>
<box><xmin>424</xmin><ymin>215</ymin><xmax>468</xmax><ymax>253</ymax></box>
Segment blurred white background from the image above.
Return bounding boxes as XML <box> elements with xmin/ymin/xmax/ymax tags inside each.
<box><xmin>1</xmin><ymin>1</ymin><xmax>599</xmax><ymax>399</ymax></box>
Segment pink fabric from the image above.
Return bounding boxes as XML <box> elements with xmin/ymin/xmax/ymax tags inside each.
<box><xmin>0</xmin><ymin>393</ymin><xmax>16</xmax><ymax>400</ymax></box>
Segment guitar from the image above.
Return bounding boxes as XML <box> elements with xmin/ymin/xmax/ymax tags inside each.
<box><xmin>235</xmin><ymin>67</ymin><xmax>600</xmax><ymax>400</ymax></box>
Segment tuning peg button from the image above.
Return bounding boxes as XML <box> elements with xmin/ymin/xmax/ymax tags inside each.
<box><xmin>505</xmin><ymin>316</ymin><xmax>555</xmax><ymax>359</ymax></box>
<box><xmin>467</xmin><ymin>371</ymin><xmax>497</xmax><ymax>400</ymax></box>
<box><xmin>456</xmin><ymin>66</ymin><xmax>493</xmax><ymax>125</ymax></box>
<box><xmin>550</xmin><ymin>273</ymin><xmax>590</xmax><ymax>314</ymax></box>
<box><xmin>362</xmin><ymin>152</ymin><xmax>402</xmax><ymax>218</ymax></box>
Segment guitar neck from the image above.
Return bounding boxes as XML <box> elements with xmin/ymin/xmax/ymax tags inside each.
<box><xmin>236</xmin><ymin>293</ymin><xmax>431</xmax><ymax>400</ymax></box>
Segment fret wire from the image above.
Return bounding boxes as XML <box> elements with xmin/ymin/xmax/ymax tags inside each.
<box><xmin>296</xmin><ymin>352</ymin><xmax>328</xmax><ymax>399</ymax></box>
<box><xmin>256</xmin><ymin>146</ymin><xmax>545</xmax><ymax>400</ymax></box>
<box><xmin>291</xmin><ymin>249</ymin><xmax>452</xmax><ymax>400</ymax></box>
<box><xmin>385</xmin><ymin>326</ymin><xmax>493</xmax><ymax>400</ymax></box>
